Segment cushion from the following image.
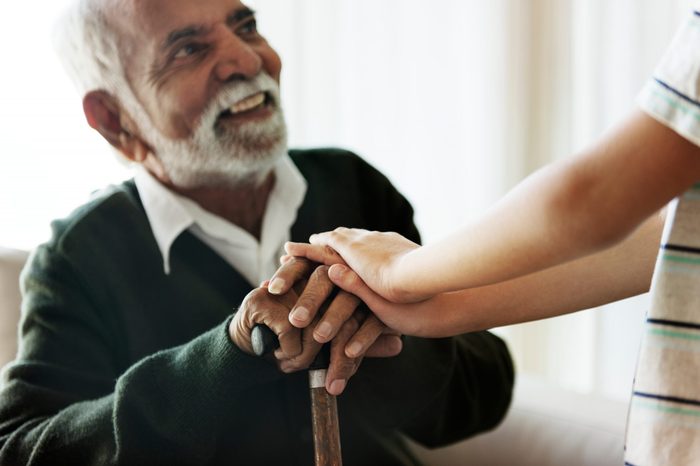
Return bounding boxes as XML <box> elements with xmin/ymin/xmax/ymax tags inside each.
<box><xmin>0</xmin><ymin>247</ymin><xmax>28</xmax><ymax>368</ymax></box>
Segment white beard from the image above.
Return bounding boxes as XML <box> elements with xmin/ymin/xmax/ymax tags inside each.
<box><xmin>133</xmin><ymin>72</ymin><xmax>288</xmax><ymax>189</ymax></box>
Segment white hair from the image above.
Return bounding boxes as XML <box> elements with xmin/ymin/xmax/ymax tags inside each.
<box><xmin>53</xmin><ymin>0</ymin><xmax>142</xmax><ymax>119</ymax></box>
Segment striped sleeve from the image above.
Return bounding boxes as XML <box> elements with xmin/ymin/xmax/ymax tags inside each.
<box><xmin>638</xmin><ymin>11</ymin><xmax>700</xmax><ymax>147</ymax></box>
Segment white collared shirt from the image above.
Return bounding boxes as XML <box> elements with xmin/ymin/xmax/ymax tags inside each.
<box><xmin>134</xmin><ymin>155</ymin><xmax>307</xmax><ymax>286</ymax></box>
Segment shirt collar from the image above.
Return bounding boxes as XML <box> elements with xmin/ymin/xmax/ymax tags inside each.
<box><xmin>134</xmin><ymin>154</ymin><xmax>307</xmax><ymax>276</ymax></box>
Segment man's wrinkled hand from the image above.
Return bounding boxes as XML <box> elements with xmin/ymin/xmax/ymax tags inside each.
<box><xmin>232</xmin><ymin>256</ymin><xmax>403</xmax><ymax>395</ymax></box>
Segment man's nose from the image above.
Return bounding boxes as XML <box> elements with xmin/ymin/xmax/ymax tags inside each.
<box><xmin>214</xmin><ymin>29</ymin><xmax>263</xmax><ymax>81</ymax></box>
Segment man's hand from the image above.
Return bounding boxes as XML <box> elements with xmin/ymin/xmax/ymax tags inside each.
<box><xmin>230</xmin><ymin>284</ymin><xmax>305</xmax><ymax>359</ymax></box>
<box><xmin>270</xmin><ymin>255</ymin><xmax>403</xmax><ymax>355</ymax></box>
<box><xmin>230</xmin><ymin>257</ymin><xmax>403</xmax><ymax>395</ymax></box>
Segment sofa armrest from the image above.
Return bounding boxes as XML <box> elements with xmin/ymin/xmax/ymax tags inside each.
<box><xmin>0</xmin><ymin>247</ymin><xmax>29</xmax><ymax>368</ymax></box>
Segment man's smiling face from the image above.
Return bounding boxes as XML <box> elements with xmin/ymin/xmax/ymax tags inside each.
<box><xmin>113</xmin><ymin>0</ymin><xmax>287</xmax><ymax>187</ymax></box>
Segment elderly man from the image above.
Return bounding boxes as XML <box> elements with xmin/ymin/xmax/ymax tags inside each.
<box><xmin>0</xmin><ymin>0</ymin><xmax>514</xmax><ymax>464</ymax></box>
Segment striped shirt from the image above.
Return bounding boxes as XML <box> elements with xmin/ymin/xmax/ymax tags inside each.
<box><xmin>625</xmin><ymin>10</ymin><xmax>700</xmax><ymax>466</ymax></box>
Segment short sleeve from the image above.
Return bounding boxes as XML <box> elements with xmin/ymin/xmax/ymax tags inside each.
<box><xmin>638</xmin><ymin>10</ymin><xmax>700</xmax><ymax>147</ymax></box>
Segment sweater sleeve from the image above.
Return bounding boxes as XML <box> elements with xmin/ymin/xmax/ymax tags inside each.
<box><xmin>0</xmin><ymin>245</ymin><xmax>281</xmax><ymax>465</ymax></box>
<box><xmin>342</xmin><ymin>332</ymin><xmax>513</xmax><ymax>447</ymax></box>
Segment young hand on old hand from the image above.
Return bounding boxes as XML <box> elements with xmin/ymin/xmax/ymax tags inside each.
<box><xmin>284</xmin><ymin>228</ymin><xmax>427</xmax><ymax>304</ymax></box>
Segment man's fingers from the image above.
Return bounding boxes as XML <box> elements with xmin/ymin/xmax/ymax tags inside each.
<box><xmin>231</xmin><ymin>287</ymin><xmax>302</xmax><ymax>357</ymax></box>
<box><xmin>273</xmin><ymin>326</ymin><xmax>303</xmax><ymax>360</ymax></box>
<box><xmin>288</xmin><ymin>266</ymin><xmax>335</xmax><ymax>328</ymax></box>
<box><xmin>284</xmin><ymin>242</ymin><xmax>346</xmax><ymax>266</ymax></box>
<box><xmin>267</xmin><ymin>256</ymin><xmax>314</xmax><ymax>295</ymax></box>
<box><xmin>326</xmin><ymin>311</ymin><xmax>396</xmax><ymax>395</ymax></box>
<box><xmin>248</xmin><ymin>288</ymin><xmax>301</xmax><ymax>358</ymax></box>
<box><xmin>364</xmin><ymin>334</ymin><xmax>403</xmax><ymax>358</ymax></box>
<box><xmin>327</xmin><ymin>264</ymin><xmax>387</xmax><ymax>311</ymax></box>
<box><xmin>325</xmin><ymin>317</ymin><xmax>362</xmax><ymax>396</ymax></box>
<box><xmin>313</xmin><ymin>291</ymin><xmax>360</xmax><ymax>343</ymax></box>
<box><xmin>277</xmin><ymin>321</ymin><xmax>323</xmax><ymax>373</ymax></box>
<box><xmin>344</xmin><ymin>314</ymin><xmax>386</xmax><ymax>358</ymax></box>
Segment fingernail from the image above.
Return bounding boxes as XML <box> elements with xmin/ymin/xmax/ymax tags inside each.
<box><xmin>346</xmin><ymin>342</ymin><xmax>363</xmax><ymax>358</ymax></box>
<box><xmin>329</xmin><ymin>379</ymin><xmax>346</xmax><ymax>395</ymax></box>
<box><xmin>315</xmin><ymin>322</ymin><xmax>332</xmax><ymax>340</ymax></box>
<box><xmin>268</xmin><ymin>278</ymin><xmax>285</xmax><ymax>294</ymax></box>
<box><xmin>291</xmin><ymin>306</ymin><xmax>309</xmax><ymax>322</ymax></box>
<box><xmin>329</xmin><ymin>264</ymin><xmax>346</xmax><ymax>279</ymax></box>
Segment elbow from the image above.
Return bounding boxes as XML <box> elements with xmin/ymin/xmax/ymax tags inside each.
<box><xmin>546</xmin><ymin>165</ymin><xmax>633</xmax><ymax>254</ymax></box>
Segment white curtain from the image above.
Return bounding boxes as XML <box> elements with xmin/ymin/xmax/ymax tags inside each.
<box><xmin>0</xmin><ymin>0</ymin><xmax>696</xmax><ymax>398</ymax></box>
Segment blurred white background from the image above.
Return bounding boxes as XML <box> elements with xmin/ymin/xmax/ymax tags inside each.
<box><xmin>0</xmin><ymin>0</ymin><xmax>697</xmax><ymax>400</ymax></box>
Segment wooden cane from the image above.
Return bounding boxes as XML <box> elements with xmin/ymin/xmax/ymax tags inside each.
<box><xmin>252</xmin><ymin>325</ymin><xmax>343</xmax><ymax>466</ymax></box>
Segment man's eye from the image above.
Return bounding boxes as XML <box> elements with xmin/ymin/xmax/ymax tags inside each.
<box><xmin>173</xmin><ymin>43</ymin><xmax>205</xmax><ymax>59</ymax></box>
<box><xmin>239</xmin><ymin>19</ymin><xmax>258</xmax><ymax>35</ymax></box>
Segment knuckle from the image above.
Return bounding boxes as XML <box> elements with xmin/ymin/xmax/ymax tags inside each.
<box><xmin>323</xmin><ymin>245</ymin><xmax>339</xmax><ymax>259</ymax></box>
<box><xmin>296</xmin><ymin>295</ymin><xmax>317</xmax><ymax>311</ymax></box>
<box><xmin>334</xmin><ymin>362</ymin><xmax>354</xmax><ymax>378</ymax></box>
<box><xmin>340</xmin><ymin>317</ymin><xmax>360</xmax><ymax>335</ymax></box>
<box><xmin>282</xmin><ymin>361</ymin><xmax>304</xmax><ymax>373</ymax></box>
<box><xmin>303</xmin><ymin>269</ymin><xmax>332</xmax><ymax>295</ymax></box>
<box><xmin>276</xmin><ymin>326</ymin><xmax>295</xmax><ymax>343</ymax></box>
<box><xmin>279</xmin><ymin>350</ymin><xmax>303</xmax><ymax>369</ymax></box>
<box><xmin>279</xmin><ymin>257</ymin><xmax>304</xmax><ymax>275</ymax></box>
<box><xmin>364</xmin><ymin>316</ymin><xmax>385</xmax><ymax>333</ymax></box>
<box><xmin>311</xmin><ymin>264</ymin><xmax>330</xmax><ymax>279</ymax></box>
<box><xmin>299</xmin><ymin>291</ymin><xmax>325</xmax><ymax>309</ymax></box>
<box><xmin>337</xmin><ymin>358</ymin><xmax>360</xmax><ymax>377</ymax></box>
<box><xmin>291</xmin><ymin>256</ymin><xmax>311</xmax><ymax>268</ymax></box>
<box><xmin>245</xmin><ymin>288</ymin><xmax>269</xmax><ymax>309</ymax></box>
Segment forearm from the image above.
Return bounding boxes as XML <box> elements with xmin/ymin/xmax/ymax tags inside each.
<box><xmin>0</xmin><ymin>321</ymin><xmax>281</xmax><ymax>465</ymax></box>
<box><xmin>430</xmin><ymin>208</ymin><xmax>663</xmax><ymax>335</ymax></box>
<box><xmin>402</xmin><ymin>163</ymin><xmax>592</xmax><ymax>295</ymax></box>
<box><xmin>401</xmin><ymin>111</ymin><xmax>700</xmax><ymax>298</ymax></box>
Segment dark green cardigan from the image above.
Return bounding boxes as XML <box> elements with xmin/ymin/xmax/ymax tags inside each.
<box><xmin>0</xmin><ymin>149</ymin><xmax>514</xmax><ymax>465</ymax></box>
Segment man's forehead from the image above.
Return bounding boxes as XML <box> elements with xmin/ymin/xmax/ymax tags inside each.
<box><xmin>115</xmin><ymin>0</ymin><xmax>249</xmax><ymax>44</ymax></box>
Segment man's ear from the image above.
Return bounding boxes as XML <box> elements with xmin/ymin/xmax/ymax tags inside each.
<box><xmin>82</xmin><ymin>90</ymin><xmax>150</xmax><ymax>162</ymax></box>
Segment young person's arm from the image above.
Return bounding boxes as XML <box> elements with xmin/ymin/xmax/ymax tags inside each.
<box><xmin>318</xmin><ymin>208</ymin><xmax>664</xmax><ymax>337</ymax></box>
<box><xmin>288</xmin><ymin>110</ymin><xmax>700</xmax><ymax>303</ymax></box>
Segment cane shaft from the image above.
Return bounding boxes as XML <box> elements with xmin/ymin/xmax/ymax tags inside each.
<box><xmin>252</xmin><ymin>325</ymin><xmax>343</xmax><ymax>464</ymax></box>
<box><xmin>309</xmin><ymin>369</ymin><xmax>342</xmax><ymax>466</ymax></box>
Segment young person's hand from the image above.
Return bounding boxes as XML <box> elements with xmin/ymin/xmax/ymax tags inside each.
<box><xmin>322</xmin><ymin>263</ymin><xmax>455</xmax><ymax>337</ymax></box>
<box><xmin>285</xmin><ymin>228</ymin><xmax>431</xmax><ymax>303</ymax></box>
